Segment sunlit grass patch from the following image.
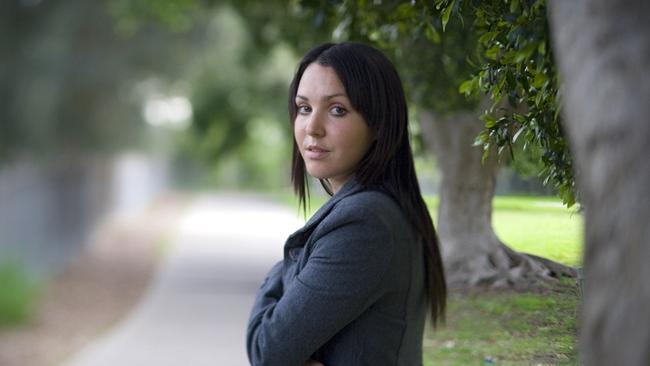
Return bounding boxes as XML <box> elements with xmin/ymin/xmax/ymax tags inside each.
<box><xmin>492</xmin><ymin>208</ymin><xmax>582</xmax><ymax>266</ymax></box>
<box><xmin>423</xmin><ymin>195</ymin><xmax>583</xmax><ymax>266</ymax></box>
<box><xmin>491</xmin><ymin>196</ymin><xmax>583</xmax><ymax>266</ymax></box>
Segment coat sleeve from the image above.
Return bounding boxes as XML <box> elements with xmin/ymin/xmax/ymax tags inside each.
<box><xmin>247</xmin><ymin>260</ymin><xmax>284</xmax><ymax>361</ymax></box>
<box><xmin>246</xmin><ymin>204</ymin><xmax>396</xmax><ymax>366</ymax></box>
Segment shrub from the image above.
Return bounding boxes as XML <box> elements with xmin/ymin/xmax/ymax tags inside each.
<box><xmin>0</xmin><ymin>260</ymin><xmax>40</xmax><ymax>327</ymax></box>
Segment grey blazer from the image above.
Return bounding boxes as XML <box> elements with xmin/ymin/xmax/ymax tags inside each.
<box><xmin>246</xmin><ymin>178</ymin><xmax>427</xmax><ymax>366</ymax></box>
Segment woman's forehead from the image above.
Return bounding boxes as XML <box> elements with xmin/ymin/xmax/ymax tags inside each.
<box><xmin>296</xmin><ymin>64</ymin><xmax>348</xmax><ymax>100</ymax></box>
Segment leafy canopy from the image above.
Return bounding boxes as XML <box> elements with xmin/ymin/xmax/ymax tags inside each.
<box><xmin>294</xmin><ymin>0</ymin><xmax>576</xmax><ymax>206</ymax></box>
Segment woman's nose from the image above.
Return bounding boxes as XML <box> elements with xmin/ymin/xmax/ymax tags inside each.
<box><xmin>305</xmin><ymin>111</ymin><xmax>325</xmax><ymax>137</ymax></box>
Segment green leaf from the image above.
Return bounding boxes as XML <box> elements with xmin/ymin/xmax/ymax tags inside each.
<box><xmin>502</xmin><ymin>50</ymin><xmax>516</xmax><ymax>64</ymax></box>
<box><xmin>481</xmin><ymin>147</ymin><xmax>491</xmax><ymax>164</ymax></box>
<box><xmin>441</xmin><ymin>0</ymin><xmax>456</xmax><ymax>32</ymax></box>
<box><xmin>425</xmin><ymin>22</ymin><xmax>441</xmax><ymax>43</ymax></box>
<box><xmin>559</xmin><ymin>186</ymin><xmax>576</xmax><ymax>208</ymax></box>
<box><xmin>510</xmin><ymin>0</ymin><xmax>520</xmax><ymax>13</ymax></box>
<box><xmin>396</xmin><ymin>3</ymin><xmax>415</xmax><ymax>19</ymax></box>
<box><xmin>514</xmin><ymin>42</ymin><xmax>537</xmax><ymax>63</ymax></box>
<box><xmin>512</xmin><ymin>125</ymin><xmax>526</xmax><ymax>143</ymax></box>
<box><xmin>459</xmin><ymin>78</ymin><xmax>477</xmax><ymax>95</ymax></box>
<box><xmin>513</xmin><ymin>113</ymin><xmax>526</xmax><ymax>123</ymax></box>
<box><xmin>478</xmin><ymin>31</ymin><xmax>496</xmax><ymax>44</ymax></box>
<box><xmin>532</xmin><ymin>71</ymin><xmax>548</xmax><ymax>89</ymax></box>
<box><xmin>473</xmin><ymin>130</ymin><xmax>489</xmax><ymax>146</ymax></box>
<box><xmin>483</xmin><ymin>114</ymin><xmax>497</xmax><ymax>128</ymax></box>
<box><xmin>485</xmin><ymin>45</ymin><xmax>500</xmax><ymax>60</ymax></box>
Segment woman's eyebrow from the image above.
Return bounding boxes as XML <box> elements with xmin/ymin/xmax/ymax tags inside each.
<box><xmin>296</xmin><ymin>93</ymin><xmax>347</xmax><ymax>101</ymax></box>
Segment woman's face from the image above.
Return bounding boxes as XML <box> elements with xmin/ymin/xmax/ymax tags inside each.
<box><xmin>294</xmin><ymin>63</ymin><xmax>373</xmax><ymax>194</ymax></box>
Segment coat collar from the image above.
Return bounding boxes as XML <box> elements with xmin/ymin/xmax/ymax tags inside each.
<box><xmin>285</xmin><ymin>177</ymin><xmax>364</xmax><ymax>249</ymax></box>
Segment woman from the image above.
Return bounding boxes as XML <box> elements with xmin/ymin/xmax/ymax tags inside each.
<box><xmin>246</xmin><ymin>42</ymin><xmax>446</xmax><ymax>366</ymax></box>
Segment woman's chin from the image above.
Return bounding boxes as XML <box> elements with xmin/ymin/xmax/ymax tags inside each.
<box><xmin>305</xmin><ymin>168</ymin><xmax>330</xmax><ymax>180</ymax></box>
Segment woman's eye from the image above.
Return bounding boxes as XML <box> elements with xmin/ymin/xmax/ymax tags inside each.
<box><xmin>330</xmin><ymin>106</ymin><xmax>347</xmax><ymax>116</ymax></box>
<box><xmin>297</xmin><ymin>105</ymin><xmax>311</xmax><ymax>114</ymax></box>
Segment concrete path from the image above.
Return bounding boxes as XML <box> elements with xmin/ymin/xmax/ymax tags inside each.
<box><xmin>64</xmin><ymin>193</ymin><xmax>304</xmax><ymax>366</ymax></box>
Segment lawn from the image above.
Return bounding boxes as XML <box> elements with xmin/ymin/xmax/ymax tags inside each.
<box><xmin>492</xmin><ymin>196</ymin><xmax>582</xmax><ymax>266</ymax></box>
<box><xmin>277</xmin><ymin>192</ymin><xmax>583</xmax><ymax>365</ymax></box>
<box><xmin>423</xmin><ymin>280</ymin><xmax>580</xmax><ymax>366</ymax></box>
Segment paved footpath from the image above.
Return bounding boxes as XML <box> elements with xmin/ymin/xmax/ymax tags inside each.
<box><xmin>64</xmin><ymin>193</ymin><xmax>304</xmax><ymax>366</ymax></box>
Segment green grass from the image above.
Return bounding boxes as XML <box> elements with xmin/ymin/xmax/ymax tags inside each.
<box><xmin>0</xmin><ymin>260</ymin><xmax>40</xmax><ymax>327</ymax></box>
<box><xmin>491</xmin><ymin>196</ymin><xmax>583</xmax><ymax>266</ymax></box>
<box><xmin>274</xmin><ymin>192</ymin><xmax>583</xmax><ymax>365</ymax></box>
<box><xmin>423</xmin><ymin>279</ymin><xmax>580</xmax><ymax>366</ymax></box>
<box><xmin>422</xmin><ymin>195</ymin><xmax>583</xmax><ymax>266</ymax></box>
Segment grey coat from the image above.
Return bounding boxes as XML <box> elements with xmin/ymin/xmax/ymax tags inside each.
<box><xmin>246</xmin><ymin>178</ymin><xmax>427</xmax><ymax>366</ymax></box>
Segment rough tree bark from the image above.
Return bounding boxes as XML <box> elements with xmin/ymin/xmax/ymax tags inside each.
<box><xmin>418</xmin><ymin>109</ymin><xmax>575</xmax><ymax>289</ymax></box>
<box><xmin>548</xmin><ymin>1</ymin><xmax>650</xmax><ymax>365</ymax></box>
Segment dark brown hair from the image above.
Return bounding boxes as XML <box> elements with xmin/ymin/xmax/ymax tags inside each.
<box><xmin>288</xmin><ymin>42</ymin><xmax>446</xmax><ymax>327</ymax></box>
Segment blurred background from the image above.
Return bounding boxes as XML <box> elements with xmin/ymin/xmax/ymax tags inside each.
<box><xmin>1</xmin><ymin>0</ymin><xmax>298</xmax><ymax>278</ymax></box>
<box><xmin>0</xmin><ymin>1</ymin><xmax>582</xmax><ymax>365</ymax></box>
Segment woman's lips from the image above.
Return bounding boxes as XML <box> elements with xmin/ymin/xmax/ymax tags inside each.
<box><xmin>304</xmin><ymin>145</ymin><xmax>330</xmax><ymax>159</ymax></box>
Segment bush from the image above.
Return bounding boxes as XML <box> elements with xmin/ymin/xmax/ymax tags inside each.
<box><xmin>0</xmin><ymin>260</ymin><xmax>40</xmax><ymax>327</ymax></box>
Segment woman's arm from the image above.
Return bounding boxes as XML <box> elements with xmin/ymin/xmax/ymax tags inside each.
<box><xmin>246</xmin><ymin>203</ymin><xmax>395</xmax><ymax>366</ymax></box>
<box><xmin>246</xmin><ymin>260</ymin><xmax>284</xmax><ymax>360</ymax></box>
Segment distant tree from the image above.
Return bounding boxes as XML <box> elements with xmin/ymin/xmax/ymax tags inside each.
<box><xmin>435</xmin><ymin>0</ymin><xmax>575</xmax><ymax>206</ymax></box>
<box><xmin>185</xmin><ymin>6</ymin><xmax>297</xmax><ymax>188</ymax></box>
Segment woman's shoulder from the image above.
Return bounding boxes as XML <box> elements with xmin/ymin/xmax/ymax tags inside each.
<box><xmin>324</xmin><ymin>189</ymin><xmax>409</xmax><ymax>231</ymax></box>
<box><xmin>338</xmin><ymin>189</ymin><xmax>401</xmax><ymax>214</ymax></box>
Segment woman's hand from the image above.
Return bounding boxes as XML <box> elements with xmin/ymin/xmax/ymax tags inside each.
<box><xmin>304</xmin><ymin>359</ymin><xmax>325</xmax><ymax>366</ymax></box>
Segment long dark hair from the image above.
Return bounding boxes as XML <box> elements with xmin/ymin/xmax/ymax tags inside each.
<box><xmin>288</xmin><ymin>42</ymin><xmax>446</xmax><ymax>327</ymax></box>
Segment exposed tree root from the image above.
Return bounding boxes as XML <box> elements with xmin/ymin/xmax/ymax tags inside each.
<box><xmin>445</xmin><ymin>241</ymin><xmax>577</xmax><ymax>291</ymax></box>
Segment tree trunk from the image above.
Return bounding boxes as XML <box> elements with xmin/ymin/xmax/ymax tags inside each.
<box><xmin>418</xmin><ymin>109</ymin><xmax>574</xmax><ymax>289</ymax></box>
<box><xmin>548</xmin><ymin>1</ymin><xmax>650</xmax><ymax>365</ymax></box>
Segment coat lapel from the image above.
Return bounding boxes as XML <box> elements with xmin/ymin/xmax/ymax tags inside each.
<box><xmin>284</xmin><ymin>178</ymin><xmax>364</xmax><ymax>249</ymax></box>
